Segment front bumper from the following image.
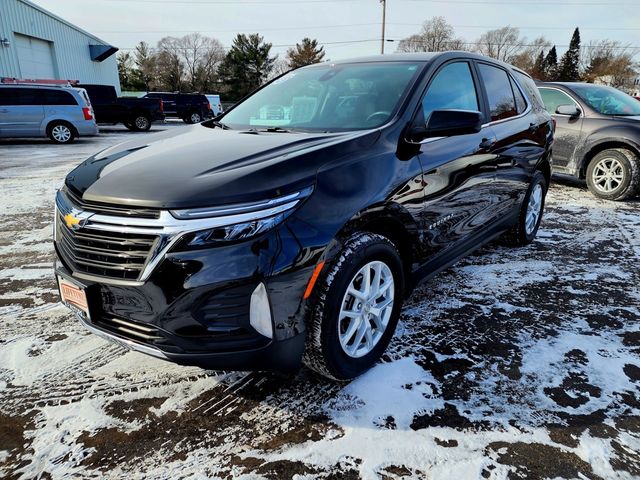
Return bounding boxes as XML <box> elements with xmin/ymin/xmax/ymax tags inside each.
<box><xmin>54</xmin><ymin>223</ymin><xmax>314</xmax><ymax>372</ymax></box>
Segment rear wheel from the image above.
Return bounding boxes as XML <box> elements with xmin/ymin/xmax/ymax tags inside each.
<box><xmin>47</xmin><ymin>122</ymin><xmax>75</xmax><ymax>144</ymax></box>
<box><xmin>502</xmin><ymin>170</ymin><xmax>547</xmax><ymax>247</ymax></box>
<box><xmin>303</xmin><ymin>233</ymin><xmax>404</xmax><ymax>380</ymax></box>
<box><xmin>586</xmin><ymin>148</ymin><xmax>640</xmax><ymax>201</ymax></box>
<box><xmin>131</xmin><ymin>114</ymin><xmax>151</xmax><ymax>131</ymax></box>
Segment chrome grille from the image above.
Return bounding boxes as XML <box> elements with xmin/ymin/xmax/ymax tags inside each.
<box><xmin>56</xmin><ymin>212</ymin><xmax>157</xmax><ymax>281</ymax></box>
<box><xmin>95</xmin><ymin>316</ymin><xmax>165</xmax><ymax>343</ymax></box>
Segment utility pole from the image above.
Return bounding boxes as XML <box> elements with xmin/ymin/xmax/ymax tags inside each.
<box><xmin>380</xmin><ymin>0</ymin><xmax>386</xmax><ymax>54</ymax></box>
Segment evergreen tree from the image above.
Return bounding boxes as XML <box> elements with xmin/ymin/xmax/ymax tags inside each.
<box><xmin>543</xmin><ymin>46</ymin><xmax>558</xmax><ymax>81</ymax></box>
<box><xmin>531</xmin><ymin>50</ymin><xmax>546</xmax><ymax>80</ymax></box>
<box><xmin>286</xmin><ymin>38</ymin><xmax>325</xmax><ymax>69</ymax></box>
<box><xmin>218</xmin><ymin>34</ymin><xmax>276</xmax><ymax>101</ymax></box>
<box><xmin>557</xmin><ymin>28</ymin><xmax>581</xmax><ymax>81</ymax></box>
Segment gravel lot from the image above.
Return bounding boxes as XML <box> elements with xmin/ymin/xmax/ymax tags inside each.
<box><xmin>1</xmin><ymin>123</ymin><xmax>639</xmax><ymax>479</ymax></box>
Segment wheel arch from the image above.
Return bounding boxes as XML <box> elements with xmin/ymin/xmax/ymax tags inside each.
<box><xmin>46</xmin><ymin>119</ymin><xmax>78</xmax><ymax>139</ymax></box>
<box><xmin>578</xmin><ymin>139</ymin><xmax>640</xmax><ymax>179</ymax></box>
<box><xmin>329</xmin><ymin>207</ymin><xmax>418</xmax><ymax>295</ymax></box>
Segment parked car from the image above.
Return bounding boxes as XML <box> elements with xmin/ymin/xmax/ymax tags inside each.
<box><xmin>143</xmin><ymin>92</ymin><xmax>211</xmax><ymax>123</ymax></box>
<box><xmin>0</xmin><ymin>84</ymin><xmax>98</xmax><ymax>143</ymax></box>
<box><xmin>205</xmin><ymin>94</ymin><xmax>224</xmax><ymax>116</ymax></box>
<box><xmin>77</xmin><ymin>84</ymin><xmax>164</xmax><ymax>131</ymax></box>
<box><xmin>537</xmin><ymin>82</ymin><xmax>640</xmax><ymax>200</ymax></box>
<box><xmin>54</xmin><ymin>52</ymin><xmax>553</xmax><ymax>380</ymax></box>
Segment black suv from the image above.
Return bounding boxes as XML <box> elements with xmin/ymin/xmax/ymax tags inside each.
<box><xmin>143</xmin><ymin>92</ymin><xmax>211</xmax><ymax>123</ymax></box>
<box><xmin>538</xmin><ymin>82</ymin><xmax>640</xmax><ymax>200</ymax></box>
<box><xmin>54</xmin><ymin>53</ymin><xmax>553</xmax><ymax>380</ymax></box>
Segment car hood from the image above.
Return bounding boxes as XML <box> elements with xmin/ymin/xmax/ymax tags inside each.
<box><xmin>66</xmin><ymin>125</ymin><xmax>378</xmax><ymax>209</ymax></box>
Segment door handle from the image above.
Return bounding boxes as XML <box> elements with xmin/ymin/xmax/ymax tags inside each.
<box><xmin>479</xmin><ymin>138</ymin><xmax>496</xmax><ymax>150</ymax></box>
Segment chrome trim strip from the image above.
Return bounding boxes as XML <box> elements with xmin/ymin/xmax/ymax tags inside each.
<box><xmin>78</xmin><ymin>315</ymin><xmax>169</xmax><ymax>359</ymax></box>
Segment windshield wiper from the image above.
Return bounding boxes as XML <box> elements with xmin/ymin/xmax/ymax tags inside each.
<box><xmin>261</xmin><ymin>126</ymin><xmax>293</xmax><ymax>133</ymax></box>
<box><xmin>209</xmin><ymin>120</ymin><xmax>231</xmax><ymax>130</ymax></box>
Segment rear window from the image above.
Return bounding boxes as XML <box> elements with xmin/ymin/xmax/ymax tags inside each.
<box><xmin>513</xmin><ymin>71</ymin><xmax>545</xmax><ymax>111</ymax></box>
<box><xmin>510</xmin><ymin>77</ymin><xmax>527</xmax><ymax>114</ymax></box>
<box><xmin>42</xmin><ymin>89</ymin><xmax>77</xmax><ymax>106</ymax></box>
<box><xmin>478</xmin><ymin>63</ymin><xmax>518</xmax><ymax>122</ymax></box>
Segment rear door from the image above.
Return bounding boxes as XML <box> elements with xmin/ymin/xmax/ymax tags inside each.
<box><xmin>0</xmin><ymin>87</ymin><xmax>44</xmax><ymax>136</ymax></box>
<box><xmin>475</xmin><ymin>63</ymin><xmax>545</xmax><ymax>212</ymax></box>
<box><xmin>538</xmin><ymin>86</ymin><xmax>584</xmax><ymax>171</ymax></box>
<box><xmin>414</xmin><ymin>60</ymin><xmax>499</xmax><ymax>260</ymax></box>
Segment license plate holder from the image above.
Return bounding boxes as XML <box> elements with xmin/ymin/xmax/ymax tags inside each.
<box><xmin>58</xmin><ymin>275</ymin><xmax>90</xmax><ymax>320</ymax></box>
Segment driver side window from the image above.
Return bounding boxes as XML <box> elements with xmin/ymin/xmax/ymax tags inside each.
<box><xmin>422</xmin><ymin>62</ymin><xmax>479</xmax><ymax>122</ymax></box>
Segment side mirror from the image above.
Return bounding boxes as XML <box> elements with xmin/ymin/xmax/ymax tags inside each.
<box><xmin>410</xmin><ymin>109</ymin><xmax>483</xmax><ymax>141</ymax></box>
<box><xmin>555</xmin><ymin>104</ymin><xmax>581</xmax><ymax>118</ymax></box>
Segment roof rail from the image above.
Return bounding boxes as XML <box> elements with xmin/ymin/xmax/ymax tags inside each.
<box><xmin>1</xmin><ymin>78</ymin><xmax>79</xmax><ymax>86</ymax></box>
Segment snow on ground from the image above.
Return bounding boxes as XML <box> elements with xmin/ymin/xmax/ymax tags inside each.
<box><xmin>0</xmin><ymin>123</ymin><xmax>639</xmax><ymax>479</ymax></box>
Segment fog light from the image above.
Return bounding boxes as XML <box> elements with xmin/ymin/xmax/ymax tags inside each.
<box><xmin>250</xmin><ymin>283</ymin><xmax>273</xmax><ymax>339</ymax></box>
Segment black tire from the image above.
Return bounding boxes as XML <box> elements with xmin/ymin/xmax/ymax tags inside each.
<box><xmin>184</xmin><ymin>111</ymin><xmax>202</xmax><ymax>124</ymax></box>
<box><xmin>585</xmin><ymin>148</ymin><xmax>640</xmax><ymax>201</ymax></box>
<box><xmin>131</xmin><ymin>114</ymin><xmax>151</xmax><ymax>131</ymax></box>
<box><xmin>303</xmin><ymin>233</ymin><xmax>404</xmax><ymax>380</ymax></box>
<box><xmin>46</xmin><ymin>121</ymin><xmax>76</xmax><ymax>144</ymax></box>
<box><xmin>502</xmin><ymin>170</ymin><xmax>547</xmax><ymax>247</ymax></box>
<box><xmin>124</xmin><ymin>122</ymin><xmax>135</xmax><ymax>131</ymax></box>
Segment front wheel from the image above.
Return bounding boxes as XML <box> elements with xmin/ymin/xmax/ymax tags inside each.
<box><xmin>502</xmin><ymin>170</ymin><xmax>547</xmax><ymax>247</ymax></box>
<box><xmin>184</xmin><ymin>112</ymin><xmax>202</xmax><ymax>124</ymax></box>
<box><xmin>586</xmin><ymin>149</ymin><xmax>640</xmax><ymax>201</ymax></box>
<box><xmin>303</xmin><ymin>233</ymin><xmax>404</xmax><ymax>380</ymax></box>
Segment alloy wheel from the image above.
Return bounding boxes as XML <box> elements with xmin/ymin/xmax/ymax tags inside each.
<box><xmin>52</xmin><ymin>125</ymin><xmax>71</xmax><ymax>143</ymax></box>
<box><xmin>135</xmin><ymin>116</ymin><xmax>150</xmax><ymax>130</ymax></box>
<box><xmin>592</xmin><ymin>157</ymin><xmax>624</xmax><ymax>193</ymax></box>
<box><xmin>190</xmin><ymin>113</ymin><xmax>201</xmax><ymax>123</ymax></box>
<box><xmin>525</xmin><ymin>183</ymin><xmax>543</xmax><ymax>235</ymax></box>
<box><xmin>338</xmin><ymin>260</ymin><xmax>395</xmax><ymax>358</ymax></box>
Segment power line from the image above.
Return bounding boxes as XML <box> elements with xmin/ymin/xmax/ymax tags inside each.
<box><xmin>93</xmin><ymin>0</ymin><xmax>637</xmax><ymax>4</ymax></box>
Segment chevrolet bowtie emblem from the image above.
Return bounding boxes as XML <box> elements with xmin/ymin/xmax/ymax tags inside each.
<box><xmin>64</xmin><ymin>213</ymin><xmax>82</xmax><ymax>230</ymax></box>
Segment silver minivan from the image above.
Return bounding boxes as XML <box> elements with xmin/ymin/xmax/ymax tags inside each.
<box><xmin>0</xmin><ymin>85</ymin><xmax>98</xmax><ymax>144</ymax></box>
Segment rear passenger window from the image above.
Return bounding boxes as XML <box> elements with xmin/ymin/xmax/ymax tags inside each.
<box><xmin>510</xmin><ymin>77</ymin><xmax>527</xmax><ymax>113</ymax></box>
<box><xmin>42</xmin><ymin>90</ymin><xmax>76</xmax><ymax>106</ymax></box>
<box><xmin>478</xmin><ymin>64</ymin><xmax>518</xmax><ymax>121</ymax></box>
<box><xmin>422</xmin><ymin>62</ymin><xmax>479</xmax><ymax>121</ymax></box>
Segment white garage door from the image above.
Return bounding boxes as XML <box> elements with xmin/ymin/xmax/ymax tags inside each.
<box><xmin>15</xmin><ymin>33</ymin><xmax>56</xmax><ymax>79</ymax></box>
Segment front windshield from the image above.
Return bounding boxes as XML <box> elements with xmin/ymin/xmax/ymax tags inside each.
<box><xmin>571</xmin><ymin>84</ymin><xmax>640</xmax><ymax>116</ymax></box>
<box><xmin>220</xmin><ymin>62</ymin><xmax>423</xmax><ymax>132</ymax></box>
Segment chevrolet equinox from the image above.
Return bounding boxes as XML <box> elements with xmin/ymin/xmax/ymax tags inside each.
<box><xmin>54</xmin><ymin>53</ymin><xmax>553</xmax><ymax>380</ymax></box>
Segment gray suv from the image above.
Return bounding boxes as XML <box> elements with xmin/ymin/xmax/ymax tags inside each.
<box><xmin>0</xmin><ymin>84</ymin><xmax>98</xmax><ymax>144</ymax></box>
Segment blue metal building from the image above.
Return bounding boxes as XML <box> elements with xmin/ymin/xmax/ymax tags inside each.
<box><xmin>0</xmin><ymin>0</ymin><xmax>120</xmax><ymax>92</ymax></box>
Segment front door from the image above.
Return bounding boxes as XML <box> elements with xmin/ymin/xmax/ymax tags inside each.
<box><xmin>538</xmin><ymin>87</ymin><xmax>584</xmax><ymax>172</ymax></box>
<box><xmin>413</xmin><ymin>61</ymin><xmax>499</xmax><ymax>262</ymax></box>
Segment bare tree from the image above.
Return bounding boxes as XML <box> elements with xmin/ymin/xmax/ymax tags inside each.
<box><xmin>396</xmin><ymin>17</ymin><xmax>466</xmax><ymax>53</ymax></box>
<box><xmin>179</xmin><ymin>33</ymin><xmax>225</xmax><ymax>92</ymax></box>
<box><xmin>474</xmin><ymin>26</ymin><xmax>524</xmax><ymax>62</ymax></box>
<box><xmin>509</xmin><ymin>36</ymin><xmax>551</xmax><ymax>73</ymax></box>
<box><xmin>157</xmin><ymin>36</ymin><xmax>185</xmax><ymax>91</ymax></box>
<box><xmin>581</xmin><ymin>40</ymin><xmax>638</xmax><ymax>89</ymax></box>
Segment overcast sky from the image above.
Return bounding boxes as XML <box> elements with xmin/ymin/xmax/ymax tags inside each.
<box><xmin>31</xmin><ymin>0</ymin><xmax>639</xmax><ymax>61</ymax></box>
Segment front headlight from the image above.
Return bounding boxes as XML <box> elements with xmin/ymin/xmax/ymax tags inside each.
<box><xmin>170</xmin><ymin>186</ymin><xmax>313</xmax><ymax>249</ymax></box>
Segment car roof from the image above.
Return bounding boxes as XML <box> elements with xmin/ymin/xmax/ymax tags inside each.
<box><xmin>0</xmin><ymin>84</ymin><xmax>75</xmax><ymax>90</ymax></box>
<box><xmin>300</xmin><ymin>51</ymin><xmax>531</xmax><ymax>77</ymax></box>
<box><xmin>535</xmin><ymin>82</ymin><xmax>597</xmax><ymax>88</ymax></box>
